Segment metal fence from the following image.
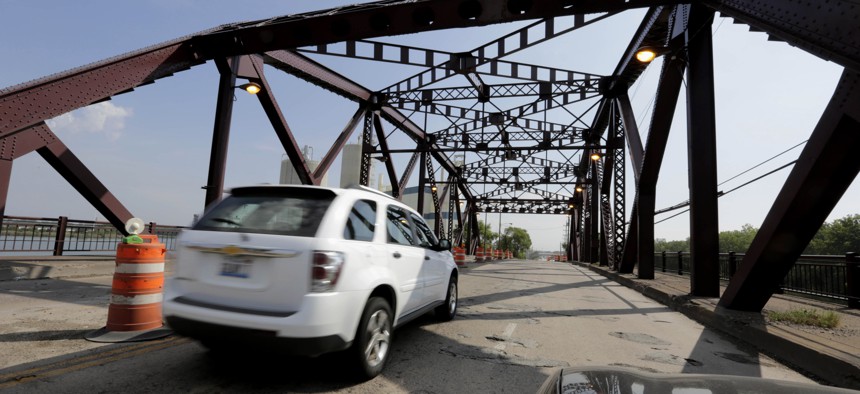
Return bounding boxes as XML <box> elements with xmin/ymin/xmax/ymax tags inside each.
<box><xmin>0</xmin><ymin>216</ymin><xmax>183</xmax><ymax>256</ymax></box>
<box><xmin>656</xmin><ymin>251</ymin><xmax>859</xmax><ymax>307</ymax></box>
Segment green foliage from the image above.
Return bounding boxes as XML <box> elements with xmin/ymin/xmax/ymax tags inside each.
<box><xmin>805</xmin><ymin>214</ymin><xmax>860</xmax><ymax>255</ymax></box>
<box><xmin>654</xmin><ymin>215</ymin><xmax>859</xmax><ymax>255</ymax></box>
<box><xmin>767</xmin><ymin>309</ymin><xmax>840</xmax><ymax>329</ymax></box>
<box><xmin>719</xmin><ymin>224</ymin><xmax>758</xmax><ymax>253</ymax></box>
<box><xmin>499</xmin><ymin>227</ymin><xmax>532</xmax><ymax>258</ymax></box>
<box><xmin>654</xmin><ymin>238</ymin><xmax>690</xmax><ymax>252</ymax></box>
<box><xmin>477</xmin><ymin>220</ymin><xmax>496</xmax><ymax>248</ymax></box>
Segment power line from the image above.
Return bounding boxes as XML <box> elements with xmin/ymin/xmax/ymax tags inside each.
<box><xmin>718</xmin><ymin>140</ymin><xmax>806</xmax><ymax>186</ymax></box>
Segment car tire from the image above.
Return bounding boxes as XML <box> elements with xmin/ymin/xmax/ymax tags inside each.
<box><xmin>434</xmin><ymin>275</ymin><xmax>458</xmax><ymax>321</ymax></box>
<box><xmin>350</xmin><ymin>297</ymin><xmax>392</xmax><ymax>380</ymax></box>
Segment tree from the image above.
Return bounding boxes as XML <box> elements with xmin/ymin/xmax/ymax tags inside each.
<box><xmin>477</xmin><ymin>220</ymin><xmax>496</xmax><ymax>249</ymax></box>
<box><xmin>654</xmin><ymin>238</ymin><xmax>689</xmax><ymax>252</ymax></box>
<box><xmin>719</xmin><ymin>224</ymin><xmax>758</xmax><ymax>253</ymax></box>
<box><xmin>806</xmin><ymin>214</ymin><xmax>860</xmax><ymax>255</ymax></box>
<box><xmin>500</xmin><ymin>226</ymin><xmax>532</xmax><ymax>258</ymax></box>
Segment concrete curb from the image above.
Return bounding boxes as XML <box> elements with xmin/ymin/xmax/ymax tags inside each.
<box><xmin>575</xmin><ymin>262</ymin><xmax>860</xmax><ymax>390</ymax></box>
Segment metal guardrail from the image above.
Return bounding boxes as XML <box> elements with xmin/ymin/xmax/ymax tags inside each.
<box><xmin>656</xmin><ymin>251</ymin><xmax>860</xmax><ymax>307</ymax></box>
<box><xmin>0</xmin><ymin>216</ymin><xmax>183</xmax><ymax>256</ymax></box>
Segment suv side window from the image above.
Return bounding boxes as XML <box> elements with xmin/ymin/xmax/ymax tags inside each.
<box><xmin>343</xmin><ymin>199</ymin><xmax>377</xmax><ymax>241</ymax></box>
<box><xmin>386</xmin><ymin>206</ymin><xmax>416</xmax><ymax>246</ymax></box>
<box><xmin>410</xmin><ymin>213</ymin><xmax>438</xmax><ymax>248</ymax></box>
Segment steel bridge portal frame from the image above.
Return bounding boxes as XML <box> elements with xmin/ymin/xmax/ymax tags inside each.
<box><xmin>1</xmin><ymin>0</ymin><xmax>858</xmax><ymax>312</ymax></box>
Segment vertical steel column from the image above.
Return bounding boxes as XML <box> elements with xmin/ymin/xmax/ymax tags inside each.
<box><xmin>582</xmin><ymin>198</ymin><xmax>592</xmax><ymax>262</ymax></box>
<box><xmin>616</xmin><ymin>93</ymin><xmax>643</xmax><ymax>273</ymax></box>
<box><xmin>589</xmin><ymin>159</ymin><xmax>600</xmax><ymax>263</ymax></box>
<box><xmin>359</xmin><ymin>111</ymin><xmax>375</xmax><ymax>186</ymax></box>
<box><xmin>685</xmin><ymin>5</ymin><xmax>720</xmax><ymax>297</ymax></box>
<box><xmin>417</xmin><ymin>150</ymin><xmax>427</xmax><ymax>215</ymax></box>
<box><xmin>204</xmin><ymin>57</ymin><xmax>239</xmax><ymax>208</ymax></box>
<box><xmin>469</xmin><ymin>206</ymin><xmax>480</xmax><ymax>254</ymax></box>
<box><xmin>612</xmin><ymin>109</ymin><xmax>627</xmax><ymax>270</ymax></box>
<box><xmin>599</xmin><ymin>196</ymin><xmax>610</xmax><ymax>266</ymax></box>
<box><xmin>448</xmin><ymin>178</ymin><xmax>456</xmax><ymax>241</ymax></box>
<box><xmin>0</xmin><ymin>159</ymin><xmax>11</xmax><ymax>229</ymax></box>
<box><xmin>569</xmin><ymin>211</ymin><xmax>578</xmax><ymax>261</ymax></box>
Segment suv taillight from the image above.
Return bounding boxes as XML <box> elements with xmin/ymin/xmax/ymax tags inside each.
<box><xmin>311</xmin><ymin>251</ymin><xmax>345</xmax><ymax>292</ymax></box>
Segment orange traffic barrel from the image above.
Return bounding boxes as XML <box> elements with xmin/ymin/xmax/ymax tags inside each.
<box><xmin>86</xmin><ymin>234</ymin><xmax>172</xmax><ymax>342</ymax></box>
<box><xmin>454</xmin><ymin>246</ymin><xmax>467</xmax><ymax>266</ymax></box>
<box><xmin>476</xmin><ymin>246</ymin><xmax>484</xmax><ymax>262</ymax></box>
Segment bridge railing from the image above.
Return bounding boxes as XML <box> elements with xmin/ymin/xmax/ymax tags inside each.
<box><xmin>656</xmin><ymin>251</ymin><xmax>859</xmax><ymax>307</ymax></box>
<box><xmin>0</xmin><ymin>216</ymin><xmax>183</xmax><ymax>256</ymax></box>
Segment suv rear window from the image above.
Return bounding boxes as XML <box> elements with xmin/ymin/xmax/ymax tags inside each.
<box><xmin>193</xmin><ymin>187</ymin><xmax>335</xmax><ymax>237</ymax></box>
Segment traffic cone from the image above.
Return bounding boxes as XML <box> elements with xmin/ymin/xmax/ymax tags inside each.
<box><xmin>86</xmin><ymin>234</ymin><xmax>172</xmax><ymax>342</ymax></box>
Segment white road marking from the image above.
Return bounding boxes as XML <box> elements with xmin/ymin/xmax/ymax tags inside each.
<box><xmin>495</xmin><ymin>323</ymin><xmax>518</xmax><ymax>350</ymax></box>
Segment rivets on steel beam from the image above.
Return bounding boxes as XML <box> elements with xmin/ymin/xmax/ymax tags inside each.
<box><xmin>331</xmin><ymin>19</ymin><xmax>350</xmax><ymax>37</ymax></box>
<box><xmin>370</xmin><ymin>13</ymin><xmax>391</xmax><ymax>32</ymax></box>
<box><xmin>412</xmin><ymin>7</ymin><xmax>435</xmax><ymax>27</ymax></box>
<box><xmin>458</xmin><ymin>0</ymin><xmax>482</xmax><ymax>21</ymax></box>
<box><xmin>507</xmin><ymin>0</ymin><xmax>532</xmax><ymax>15</ymax></box>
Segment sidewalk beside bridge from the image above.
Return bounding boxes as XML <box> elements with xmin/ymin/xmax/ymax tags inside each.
<box><xmin>575</xmin><ymin>261</ymin><xmax>860</xmax><ymax>390</ymax></box>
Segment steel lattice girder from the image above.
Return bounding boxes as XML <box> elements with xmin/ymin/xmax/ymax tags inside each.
<box><xmin>611</xmin><ymin>108</ymin><xmax>626</xmax><ymax>269</ymax></box>
<box><xmin>298</xmin><ymin>40</ymin><xmax>604</xmax><ymax>88</ymax></box>
<box><xmin>387</xmin><ymin>81</ymin><xmax>598</xmax><ymax>103</ymax></box>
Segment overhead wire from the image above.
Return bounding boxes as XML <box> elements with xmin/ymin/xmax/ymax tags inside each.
<box><xmin>653</xmin><ymin>140</ymin><xmax>807</xmax><ymax>222</ymax></box>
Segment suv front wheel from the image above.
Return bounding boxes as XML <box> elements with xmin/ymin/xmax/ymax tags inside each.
<box><xmin>434</xmin><ymin>275</ymin><xmax>458</xmax><ymax>321</ymax></box>
<box><xmin>351</xmin><ymin>297</ymin><xmax>392</xmax><ymax>380</ymax></box>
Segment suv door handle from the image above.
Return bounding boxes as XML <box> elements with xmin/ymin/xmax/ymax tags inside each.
<box><xmin>393</xmin><ymin>252</ymin><xmax>402</xmax><ymax>258</ymax></box>
<box><xmin>424</xmin><ymin>256</ymin><xmax>430</xmax><ymax>260</ymax></box>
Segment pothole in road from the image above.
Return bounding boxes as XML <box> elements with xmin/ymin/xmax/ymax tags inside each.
<box><xmin>485</xmin><ymin>335</ymin><xmax>539</xmax><ymax>349</ymax></box>
<box><xmin>642</xmin><ymin>352</ymin><xmax>703</xmax><ymax>367</ymax></box>
<box><xmin>440</xmin><ymin>345</ymin><xmax>568</xmax><ymax>368</ymax></box>
<box><xmin>609</xmin><ymin>332</ymin><xmax>671</xmax><ymax>346</ymax></box>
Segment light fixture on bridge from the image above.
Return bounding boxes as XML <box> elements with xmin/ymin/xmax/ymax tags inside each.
<box><xmin>236</xmin><ymin>82</ymin><xmax>262</xmax><ymax>94</ymax></box>
<box><xmin>635</xmin><ymin>46</ymin><xmax>668</xmax><ymax>64</ymax></box>
<box><xmin>430</xmin><ymin>185</ymin><xmax>438</xmax><ymax>192</ymax></box>
<box><xmin>590</xmin><ymin>152</ymin><xmax>601</xmax><ymax>161</ymax></box>
<box><xmin>576</xmin><ymin>186</ymin><xmax>583</xmax><ymax>192</ymax></box>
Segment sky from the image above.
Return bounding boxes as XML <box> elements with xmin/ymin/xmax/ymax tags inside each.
<box><xmin>0</xmin><ymin>1</ymin><xmax>855</xmax><ymax>251</ymax></box>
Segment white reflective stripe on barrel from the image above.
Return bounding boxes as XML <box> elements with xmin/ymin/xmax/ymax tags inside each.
<box><xmin>110</xmin><ymin>293</ymin><xmax>164</xmax><ymax>305</ymax></box>
<box><xmin>115</xmin><ymin>263</ymin><xmax>165</xmax><ymax>274</ymax></box>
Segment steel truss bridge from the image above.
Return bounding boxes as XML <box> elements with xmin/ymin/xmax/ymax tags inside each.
<box><xmin>1</xmin><ymin>0</ymin><xmax>859</xmax><ymax>312</ymax></box>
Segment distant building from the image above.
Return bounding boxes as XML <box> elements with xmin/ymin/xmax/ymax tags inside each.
<box><xmin>402</xmin><ymin>185</ymin><xmax>452</xmax><ymax>234</ymax></box>
<box><xmin>339</xmin><ymin>143</ymin><xmax>361</xmax><ymax>187</ymax></box>
<box><xmin>280</xmin><ymin>146</ymin><xmax>327</xmax><ymax>186</ymax></box>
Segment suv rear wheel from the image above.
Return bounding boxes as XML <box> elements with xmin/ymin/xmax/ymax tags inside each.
<box><xmin>351</xmin><ymin>297</ymin><xmax>392</xmax><ymax>380</ymax></box>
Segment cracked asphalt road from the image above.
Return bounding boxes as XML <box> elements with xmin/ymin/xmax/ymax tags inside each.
<box><xmin>1</xmin><ymin>260</ymin><xmax>815</xmax><ymax>393</ymax></box>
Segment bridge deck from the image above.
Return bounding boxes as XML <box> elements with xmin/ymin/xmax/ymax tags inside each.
<box><xmin>0</xmin><ymin>257</ymin><xmax>858</xmax><ymax>391</ymax></box>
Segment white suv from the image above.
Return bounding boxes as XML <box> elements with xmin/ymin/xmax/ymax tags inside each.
<box><xmin>163</xmin><ymin>185</ymin><xmax>458</xmax><ymax>379</ymax></box>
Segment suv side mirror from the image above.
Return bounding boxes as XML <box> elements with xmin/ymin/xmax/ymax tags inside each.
<box><xmin>437</xmin><ymin>239</ymin><xmax>452</xmax><ymax>251</ymax></box>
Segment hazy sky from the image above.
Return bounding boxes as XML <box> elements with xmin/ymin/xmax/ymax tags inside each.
<box><xmin>0</xmin><ymin>1</ymin><xmax>854</xmax><ymax>251</ymax></box>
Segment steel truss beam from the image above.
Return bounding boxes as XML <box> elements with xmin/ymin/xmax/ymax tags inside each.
<box><xmin>381</xmin><ymin>13</ymin><xmax>617</xmax><ymax>94</ymax></box>
<box><xmin>387</xmin><ymin>81</ymin><xmax>597</xmax><ymax>103</ymax></box>
<box><xmin>262</xmin><ymin>50</ymin><xmax>473</xmax><ymax>202</ymax></box>
<box><xmin>703</xmin><ymin>0</ymin><xmax>860</xmax><ymax>73</ymax></box>
<box><xmin>298</xmin><ymin>40</ymin><xmax>603</xmax><ymax>88</ymax></box>
<box><xmin>0</xmin><ymin>123</ymin><xmax>134</xmax><ymax>233</ymax></box>
<box><xmin>719</xmin><ymin>69</ymin><xmax>860</xmax><ymax>312</ymax></box>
